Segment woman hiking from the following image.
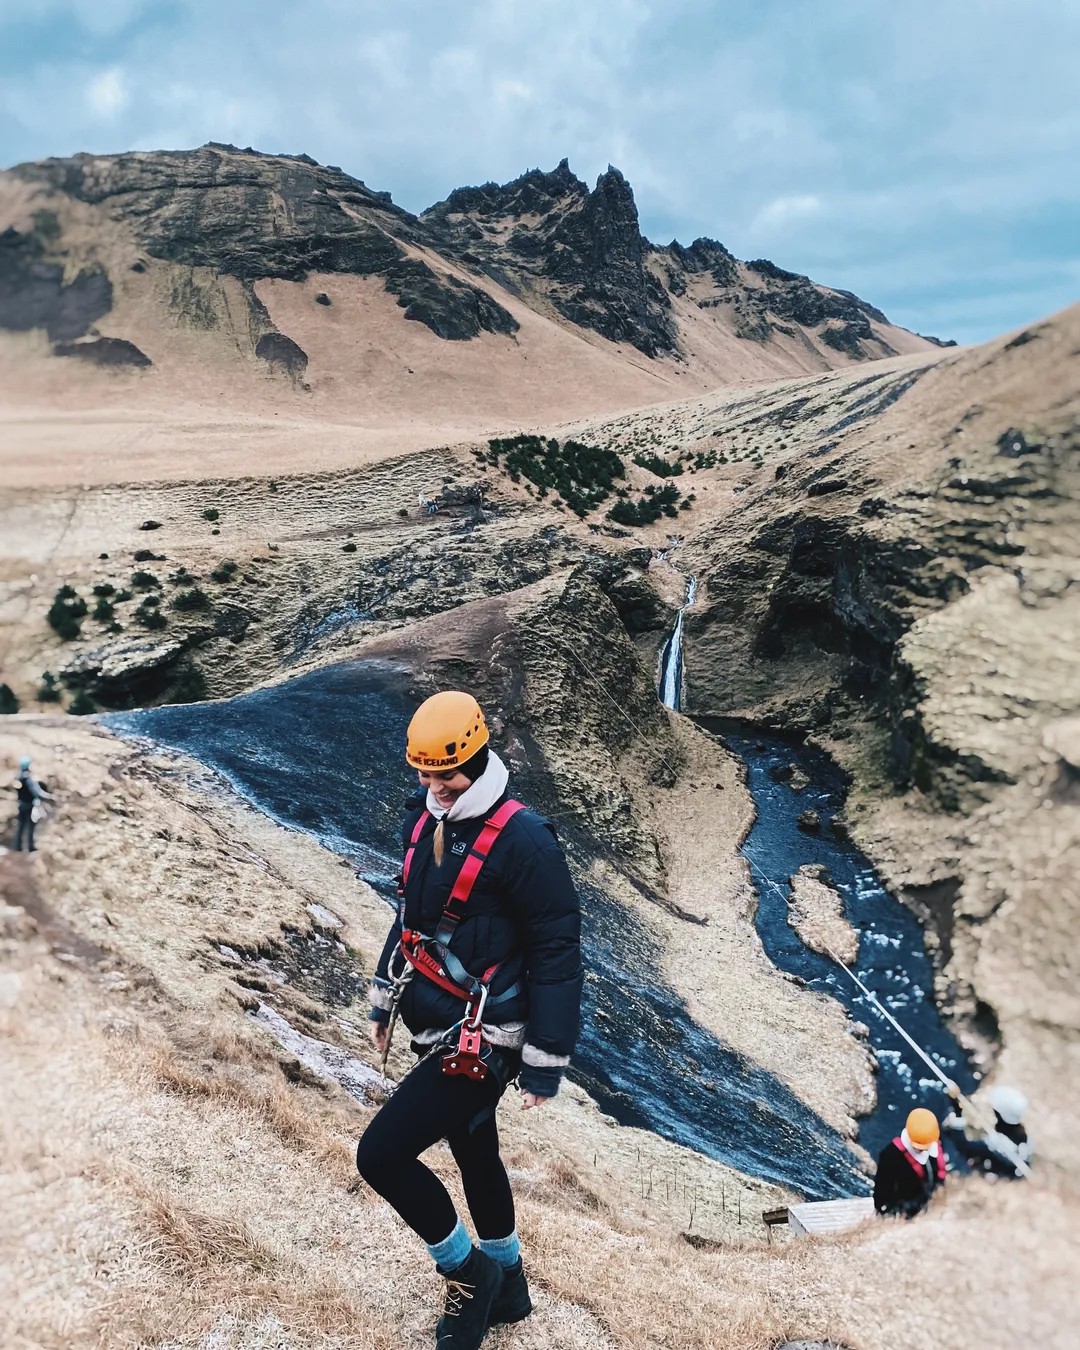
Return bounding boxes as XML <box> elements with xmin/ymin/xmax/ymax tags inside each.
<box><xmin>357</xmin><ymin>691</ymin><xmax>582</xmax><ymax>1349</ymax></box>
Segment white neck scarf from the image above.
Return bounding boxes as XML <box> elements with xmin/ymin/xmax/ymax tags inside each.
<box><xmin>901</xmin><ymin>1128</ymin><xmax>938</xmax><ymax>1167</ymax></box>
<box><xmin>426</xmin><ymin>750</ymin><xmax>510</xmax><ymax>823</ymax></box>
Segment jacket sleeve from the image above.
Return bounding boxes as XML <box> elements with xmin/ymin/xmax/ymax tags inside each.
<box><xmin>368</xmin><ymin>913</ymin><xmax>402</xmax><ymax>1024</ymax></box>
<box><xmin>503</xmin><ymin>829</ymin><xmax>583</xmax><ymax>1098</ymax></box>
<box><xmin>369</xmin><ymin>802</ymin><xmax>423</xmax><ymax>1023</ymax></box>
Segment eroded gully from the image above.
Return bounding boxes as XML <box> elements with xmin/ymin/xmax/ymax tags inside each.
<box><xmin>658</xmin><ymin>569</ymin><xmax>976</xmax><ymax>1165</ymax></box>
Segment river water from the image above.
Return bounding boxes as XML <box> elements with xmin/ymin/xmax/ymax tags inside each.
<box><xmin>659</xmin><ymin>573</ymin><xmax>976</xmax><ymax>1163</ymax></box>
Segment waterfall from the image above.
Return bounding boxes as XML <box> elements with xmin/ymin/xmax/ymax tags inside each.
<box><xmin>659</xmin><ymin>573</ymin><xmax>697</xmax><ymax>711</ymax></box>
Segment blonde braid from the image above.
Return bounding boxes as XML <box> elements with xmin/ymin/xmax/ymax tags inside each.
<box><xmin>433</xmin><ymin>819</ymin><xmax>446</xmax><ymax>867</ymax></box>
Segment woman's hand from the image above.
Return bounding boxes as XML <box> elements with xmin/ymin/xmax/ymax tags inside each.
<box><xmin>370</xmin><ymin>1021</ymin><xmax>389</xmax><ymax>1055</ymax></box>
<box><xmin>521</xmin><ymin>1092</ymin><xmax>550</xmax><ymax>1111</ymax></box>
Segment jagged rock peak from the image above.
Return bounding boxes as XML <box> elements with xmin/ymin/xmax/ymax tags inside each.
<box><xmin>425</xmin><ymin>157</ymin><xmax>588</xmax><ymax>219</ymax></box>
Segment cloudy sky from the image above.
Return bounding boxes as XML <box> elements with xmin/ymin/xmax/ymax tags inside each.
<box><xmin>3</xmin><ymin>0</ymin><xmax>1077</xmax><ymax>344</ymax></box>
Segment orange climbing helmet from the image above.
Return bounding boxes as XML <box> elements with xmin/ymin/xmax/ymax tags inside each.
<box><xmin>905</xmin><ymin>1108</ymin><xmax>940</xmax><ymax>1149</ymax></box>
<box><xmin>406</xmin><ymin>691</ymin><xmax>489</xmax><ymax>770</ymax></box>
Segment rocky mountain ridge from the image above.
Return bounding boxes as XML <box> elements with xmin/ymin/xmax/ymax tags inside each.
<box><xmin>1</xmin><ymin>142</ymin><xmax>937</xmax><ymax>387</ymax></box>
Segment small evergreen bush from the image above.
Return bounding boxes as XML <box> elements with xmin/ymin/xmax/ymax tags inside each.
<box><xmin>202</xmin><ymin>508</ymin><xmax>220</xmax><ymax>522</ymax></box>
<box><xmin>68</xmin><ymin>689</ymin><xmax>97</xmax><ymax>715</ymax></box>
<box><xmin>172</xmin><ymin>587</ymin><xmax>210</xmax><ymax>612</ymax></box>
<box><xmin>633</xmin><ymin>452</ymin><xmax>683</xmax><ymax>478</ymax></box>
<box><xmin>131</xmin><ymin>570</ymin><xmax>160</xmax><ymax>590</ymax></box>
<box><xmin>209</xmin><ymin>560</ymin><xmax>238</xmax><ymax>582</ymax></box>
<box><xmin>0</xmin><ymin>683</ymin><xmax>18</xmax><ymax>714</ymax></box>
<box><xmin>38</xmin><ymin>671</ymin><xmax>61</xmax><ymax>703</ymax></box>
<box><xmin>606</xmin><ymin>483</ymin><xmax>682</xmax><ymax>526</ymax></box>
<box><xmin>135</xmin><ymin>598</ymin><xmax>168</xmax><ymax>629</ymax></box>
<box><xmin>46</xmin><ymin>586</ymin><xmax>87</xmax><ymax>640</ymax></box>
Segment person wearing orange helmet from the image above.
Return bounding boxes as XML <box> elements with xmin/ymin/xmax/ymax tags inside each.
<box><xmin>355</xmin><ymin>691</ymin><xmax>582</xmax><ymax>1349</ymax></box>
<box><xmin>874</xmin><ymin>1107</ymin><xmax>948</xmax><ymax>1218</ymax></box>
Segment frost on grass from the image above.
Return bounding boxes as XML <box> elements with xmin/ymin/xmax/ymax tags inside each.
<box><xmin>252</xmin><ymin>1003</ymin><xmax>391</xmax><ymax>1104</ymax></box>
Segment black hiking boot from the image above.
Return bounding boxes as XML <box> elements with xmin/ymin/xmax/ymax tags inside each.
<box><xmin>488</xmin><ymin>1258</ymin><xmax>532</xmax><ymax>1326</ymax></box>
<box><xmin>435</xmin><ymin>1246</ymin><xmax>503</xmax><ymax>1349</ymax></box>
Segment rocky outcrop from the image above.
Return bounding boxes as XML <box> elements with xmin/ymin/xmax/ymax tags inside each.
<box><xmin>10</xmin><ymin>144</ymin><xmax>518</xmax><ymax>345</ymax></box>
<box><xmin>0</xmin><ymin>216</ymin><xmax>111</xmax><ymax>340</ymax></box>
<box><xmin>425</xmin><ymin>161</ymin><xmax>677</xmax><ymax>356</ymax></box>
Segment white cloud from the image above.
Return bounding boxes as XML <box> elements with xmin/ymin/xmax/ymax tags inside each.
<box><xmin>87</xmin><ymin>67</ymin><xmax>127</xmax><ymax>117</ymax></box>
<box><xmin>753</xmin><ymin>194</ymin><xmax>822</xmax><ymax>232</ymax></box>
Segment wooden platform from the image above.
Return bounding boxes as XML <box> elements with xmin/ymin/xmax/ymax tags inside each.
<box><xmin>787</xmin><ymin>1197</ymin><xmax>875</xmax><ymax>1237</ymax></box>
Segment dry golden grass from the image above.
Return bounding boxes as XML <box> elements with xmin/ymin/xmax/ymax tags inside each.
<box><xmin>3</xmin><ymin>720</ymin><xmax>1077</xmax><ymax>1350</ymax></box>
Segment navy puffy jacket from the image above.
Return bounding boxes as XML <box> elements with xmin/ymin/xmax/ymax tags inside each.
<box><xmin>370</xmin><ymin>789</ymin><xmax>583</xmax><ymax>1097</ymax></box>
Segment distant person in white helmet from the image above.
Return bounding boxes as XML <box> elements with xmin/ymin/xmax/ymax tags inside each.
<box><xmin>944</xmin><ymin>1084</ymin><xmax>1033</xmax><ymax>1179</ymax></box>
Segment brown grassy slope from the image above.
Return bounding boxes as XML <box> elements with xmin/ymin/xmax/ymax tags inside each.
<box><xmin>1</xmin><ymin>719</ymin><xmax>1076</xmax><ymax>1350</ymax></box>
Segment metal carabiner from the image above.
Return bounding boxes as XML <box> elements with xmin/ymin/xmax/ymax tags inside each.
<box><xmin>466</xmin><ymin>981</ymin><xmax>489</xmax><ymax>1029</ymax></box>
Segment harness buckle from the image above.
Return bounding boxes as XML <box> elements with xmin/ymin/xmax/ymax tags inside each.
<box><xmin>441</xmin><ymin>984</ymin><xmax>490</xmax><ymax>1080</ymax></box>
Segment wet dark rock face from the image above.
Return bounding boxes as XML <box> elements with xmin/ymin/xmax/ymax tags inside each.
<box><xmin>0</xmin><ymin>221</ymin><xmax>112</xmax><ymax>340</ymax></box>
<box><xmin>53</xmin><ymin>337</ymin><xmax>151</xmax><ymax>366</ymax></box>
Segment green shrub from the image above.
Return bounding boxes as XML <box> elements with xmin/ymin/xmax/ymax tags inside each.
<box><xmin>168</xmin><ymin>568</ymin><xmax>197</xmax><ymax>587</ymax></box>
<box><xmin>606</xmin><ymin>483</ymin><xmax>681</xmax><ymax>526</ymax></box>
<box><xmin>209</xmin><ymin>560</ymin><xmax>238</xmax><ymax>582</ymax></box>
<box><xmin>486</xmin><ymin>435</ymin><xmax>625</xmax><ymax>518</ymax></box>
<box><xmin>38</xmin><ymin>671</ymin><xmax>61</xmax><ymax>703</ymax></box>
<box><xmin>135</xmin><ymin>598</ymin><xmax>168</xmax><ymax>629</ymax></box>
<box><xmin>92</xmin><ymin>597</ymin><xmax>116</xmax><ymax>622</ymax></box>
<box><xmin>131</xmin><ymin>570</ymin><xmax>160</xmax><ymax>590</ymax></box>
<box><xmin>46</xmin><ymin>587</ymin><xmax>87</xmax><ymax>640</ymax></box>
<box><xmin>169</xmin><ymin>662</ymin><xmax>207</xmax><ymax>704</ymax></box>
<box><xmin>92</xmin><ymin>582</ymin><xmax>115</xmax><ymax>597</ymax></box>
<box><xmin>342</xmin><ymin>542</ymin><xmax>357</xmax><ymax>553</ymax></box>
<box><xmin>68</xmin><ymin>689</ymin><xmax>97</xmax><ymax>716</ymax></box>
<box><xmin>202</xmin><ymin>508</ymin><xmax>220</xmax><ymax>522</ymax></box>
<box><xmin>632</xmin><ymin>452</ymin><xmax>683</xmax><ymax>478</ymax></box>
<box><xmin>172</xmin><ymin>587</ymin><xmax>210</xmax><ymax>612</ymax></box>
<box><xmin>0</xmin><ymin>683</ymin><xmax>18</xmax><ymax>715</ymax></box>
<box><xmin>115</xmin><ymin>588</ymin><xmax>133</xmax><ymax>602</ymax></box>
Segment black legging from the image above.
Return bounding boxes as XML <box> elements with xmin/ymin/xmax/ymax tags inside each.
<box><xmin>356</xmin><ymin>1047</ymin><xmax>516</xmax><ymax>1244</ymax></box>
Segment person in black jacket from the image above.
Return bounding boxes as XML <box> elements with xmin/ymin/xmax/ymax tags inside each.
<box><xmin>356</xmin><ymin>691</ymin><xmax>582</xmax><ymax>1350</ymax></box>
<box><xmin>874</xmin><ymin>1107</ymin><xmax>947</xmax><ymax>1219</ymax></box>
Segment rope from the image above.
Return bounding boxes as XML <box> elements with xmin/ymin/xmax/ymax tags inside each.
<box><xmin>742</xmin><ymin>853</ymin><xmax>962</xmax><ymax>1097</ymax></box>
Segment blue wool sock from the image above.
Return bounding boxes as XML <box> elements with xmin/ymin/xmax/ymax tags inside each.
<box><xmin>426</xmin><ymin>1217</ymin><xmax>472</xmax><ymax>1272</ymax></box>
<box><xmin>478</xmin><ymin>1231</ymin><xmax>520</xmax><ymax>1268</ymax></box>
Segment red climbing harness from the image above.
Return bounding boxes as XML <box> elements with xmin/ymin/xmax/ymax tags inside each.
<box><xmin>893</xmin><ymin>1136</ymin><xmax>947</xmax><ymax>1183</ymax></box>
<box><xmin>397</xmin><ymin>799</ymin><xmax>526</xmax><ymax>1079</ymax></box>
